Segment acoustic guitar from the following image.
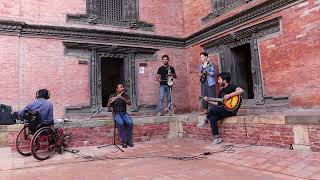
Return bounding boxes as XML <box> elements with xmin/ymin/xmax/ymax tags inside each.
<box><xmin>160</xmin><ymin>66</ymin><xmax>174</xmax><ymax>86</ymax></box>
<box><xmin>199</xmin><ymin>95</ymin><xmax>242</xmax><ymax>111</ymax></box>
<box><xmin>200</xmin><ymin>64</ymin><xmax>210</xmax><ymax>83</ymax></box>
<box><xmin>166</xmin><ymin>74</ymin><xmax>174</xmax><ymax>86</ymax></box>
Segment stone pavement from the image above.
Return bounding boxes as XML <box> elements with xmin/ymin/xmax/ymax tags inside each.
<box><xmin>0</xmin><ymin>138</ymin><xmax>320</xmax><ymax>180</ymax></box>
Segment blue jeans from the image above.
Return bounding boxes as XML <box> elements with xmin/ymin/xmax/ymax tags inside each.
<box><xmin>159</xmin><ymin>85</ymin><xmax>171</xmax><ymax>112</ymax></box>
<box><xmin>113</xmin><ymin>113</ymin><xmax>133</xmax><ymax>143</ymax></box>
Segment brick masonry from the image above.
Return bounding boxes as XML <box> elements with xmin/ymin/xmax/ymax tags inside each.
<box><xmin>186</xmin><ymin>0</ymin><xmax>320</xmax><ymax>110</ymax></box>
<box><xmin>8</xmin><ymin>119</ymin><xmax>170</xmax><ymax>149</ymax></box>
<box><xmin>182</xmin><ymin>115</ymin><xmax>320</xmax><ymax>151</ymax></box>
<box><xmin>0</xmin><ymin>0</ymin><xmax>319</xmax><ymax>117</ymax></box>
<box><xmin>183</xmin><ymin>122</ymin><xmax>295</xmax><ymax>149</ymax></box>
<box><xmin>6</xmin><ymin>114</ymin><xmax>320</xmax><ymax>152</ymax></box>
<box><xmin>309</xmin><ymin>125</ymin><xmax>320</xmax><ymax>151</ymax></box>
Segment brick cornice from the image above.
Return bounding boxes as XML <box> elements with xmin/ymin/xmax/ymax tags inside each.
<box><xmin>0</xmin><ymin>0</ymin><xmax>300</xmax><ymax>47</ymax></box>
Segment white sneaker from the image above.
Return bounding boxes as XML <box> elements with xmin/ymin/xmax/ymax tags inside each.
<box><xmin>157</xmin><ymin>112</ymin><xmax>163</xmax><ymax>116</ymax></box>
<box><xmin>212</xmin><ymin>137</ymin><xmax>222</xmax><ymax>145</ymax></box>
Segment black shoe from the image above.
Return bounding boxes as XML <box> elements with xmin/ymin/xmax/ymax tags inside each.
<box><xmin>127</xmin><ymin>140</ymin><xmax>134</xmax><ymax>147</ymax></box>
<box><xmin>121</xmin><ymin>142</ymin><xmax>127</xmax><ymax>148</ymax></box>
<box><xmin>57</xmin><ymin>146</ymin><xmax>64</xmax><ymax>154</ymax></box>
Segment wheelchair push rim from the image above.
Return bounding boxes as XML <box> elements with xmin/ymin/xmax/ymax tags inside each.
<box><xmin>31</xmin><ymin>127</ymin><xmax>57</xmax><ymax>161</ymax></box>
<box><xmin>16</xmin><ymin>126</ymin><xmax>32</xmax><ymax>156</ymax></box>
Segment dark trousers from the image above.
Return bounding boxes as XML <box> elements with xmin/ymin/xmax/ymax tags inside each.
<box><xmin>207</xmin><ymin>106</ymin><xmax>235</xmax><ymax>136</ymax></box>
<box><xmin>114</xmin><ymin>112</ymin><xmax>133</xmax><ymax>143</ymax></box>
<box><xmin>201</xmin><ymin>81</ymin><xmax>216</xmax><ymax>109</ymax></box>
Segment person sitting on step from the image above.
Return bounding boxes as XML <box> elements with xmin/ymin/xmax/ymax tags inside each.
<box><xmin>107</xmin><ymin>83</ymin><xmax>134</xmax><ymax>148</ymax></box>
<box><xmin>203</xmin><ymin>72</ymin><xmax>244</xmax><ymax>144</ymax></box>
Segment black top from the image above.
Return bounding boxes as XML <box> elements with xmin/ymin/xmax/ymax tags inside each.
<box><xmin>218</xmin><ymin>84</ymin><xmax>239</xmax><ymax>111</ymax></box>
<box><xmin>218</xmin><ymin>84</ymin><xmax>238</xmax><ymax>98</ymax></box>
<box><xmin>109</xmin><ymin>93</ymin><xmax>130</xmax><ymax>113</ymax></box>
<box><xmin>157</xmin><ymin>66</ymin><xmax>175</xmax><ymax>85</ymax></box>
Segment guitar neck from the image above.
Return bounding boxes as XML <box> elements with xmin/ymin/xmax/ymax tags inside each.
<box><xmin>199</xmin><ymin>96</ymin><xmax>223</xmax><ymax>102</ymax></box>
<box><xmin>207</xmin><ymin>97</ymin><xmax>224</xmax><ymax>102</ymax></box>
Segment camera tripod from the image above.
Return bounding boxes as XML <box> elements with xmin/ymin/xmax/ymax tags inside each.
<box><xmin>164</xmin><ymin>86</ymin><xmax>176</xmax><ymax>116</ymax></box>
<box><xmin>97</xmin><ymin>114</ymin><xmax>124</xmax><ymax>152</ymax></box>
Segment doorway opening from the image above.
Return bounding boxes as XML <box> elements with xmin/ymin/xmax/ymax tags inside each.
<box><xmin>230</xmin><ymin>43</ymin><xmax>254</xmax><ymax>99</ymax></box>
<box><xmin>101</xmin><ymin>57</ymin><xmax>125</xmax><ymax>107</ymax></box>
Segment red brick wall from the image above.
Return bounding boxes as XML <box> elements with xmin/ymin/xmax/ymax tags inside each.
<box><xmin>0</xmin><ymin>0</ymin><xmax>85</xmax><ymax>23</ymax></box>
<box><xmin>186</xmin><ymin>0</ymin><xmax>320</xmax><ymax>109</ymax></box>
<box><xmin>182</xmin><ymin>0</ymin><xmax>211</xmax><ymax>36</ymax></box>
<box><xmin>258</xmin><ymin>0</ymin><xmax>320</xmax><ymax>108</ymax></box>
<box><xmin>183</xmin><ymin>122</ymin><xmax>320</xmax><ymax>152</ymax></box>
<box><xmin>0</xmin><ymin>35</ymin><xmax>189</xmax><ymax>117</ymax></box>
<box><xmin>0</xmin><ymin>35</ymin><xmax>20</xmax><ymax>110</ymax></box>
<box><xmin>0</xmin><ymin>0</ymin><xmax>20</xmax><ymax>19</ymax></box>
<box><xmin>8</xmin><ymin>123</ymin><xmax>170</xmax><ymax>148</ymax></box>
<box><xmin>12</xmin><ymin>37</ymin><xmax>89</xmax><ymax>117</ymax></box>
<box><xmin>183</xmin><ymin>122</ymin><xmax>295</xmax><ymax>149</ymax></box>
<box><xmin>182</xmin><ymin>0</ymin><xmax>267</xmax><ymax>36</ymax></box>
<box><xmin>0</xmin><ymin>0</ymin><xmax>184</xmax><ymax>37</ymax></box>
<box><xmin>139</xmin><ymin>0</ymin><xmax>184</xmax><ymax>37</ymax></box>
<box><xmin>1</xmin><ymin>0</ymin><xmax>320</xmax><ymax>115</ymax></box>
<box><xmin>309</xmin><ymin>125</ymin><xmax>320</xmax><ymax>152</ymax></box>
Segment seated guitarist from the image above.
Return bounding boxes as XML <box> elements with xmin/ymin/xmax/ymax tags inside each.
<box><xmin>203</xmin><ymin>72</ymin><xmax>244</xmax><ymax>144</ymax></box>
<box><xmin>156</xmin><ymin>55</ymin><xmax>177</xmax><ymax>116</ymax></box>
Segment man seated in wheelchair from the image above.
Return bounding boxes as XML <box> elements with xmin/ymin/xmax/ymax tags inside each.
<box><xmin>18</xmin><ymin>89</ymin><xmax>53</xmax><ymax>133</ymax></box>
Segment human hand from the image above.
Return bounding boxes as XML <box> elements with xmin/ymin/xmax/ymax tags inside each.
<box><xmin>223</xmin><ymin>94</ymin><xmax>232</xmax><ymax>100</ymax></box>
<box><xmin>110</xmin><ymin>97</ymin><xmax>117</xmax><ymax>103</ymax></box>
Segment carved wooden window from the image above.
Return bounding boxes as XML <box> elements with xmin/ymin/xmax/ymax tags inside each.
<box><xmin>213</xmin><ymin>0</ymin><xmax>252</xmax><ymax>15</ymax></box>
<box><xmin>67</xmin><ymin>0</ymin><xmax>154</xmax><ymax>30</ymax></box>
<box><xmin>202</xmin><ymin>0</ymin><xmax>253</xmax><ymax>22</ymax></box>
<box><xmin>98</xmin><ymin>0</ymin><xmax>124</xmax><ymax>21</ymax></box>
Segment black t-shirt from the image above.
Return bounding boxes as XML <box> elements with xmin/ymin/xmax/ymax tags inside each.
<box><xmin>218</xmin><ymin>84</ymin><xmax>238</xmax><ymax>98</ymax></box>
<box><xmin>157</xmin><ymin>66</ymin><xmax>175</xmax><ymax>85</ymax></box>
<box><xmin>218</xmin><ymin>84</ymin><xmax>240</xmax><ymax>112</ymax></box>
<box><xmin>109</xmin><ymin>93</ymin><xmax>130</xmax><ymax>113</ymax></box>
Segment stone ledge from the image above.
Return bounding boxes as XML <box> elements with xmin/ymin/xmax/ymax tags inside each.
<box><xmin>5</xmin><ymin>113</ymin><xmax>320</xmax><ymax>133</ymax></box>
<box><xmin>286</xmin><ymin>115</ymin><xmax>320</xmax><ymax>125</ymax></box>
<box><xmin>6</xmin><ymin>115</ymin><xmax>189</xmax><ymax>132</ymax></box>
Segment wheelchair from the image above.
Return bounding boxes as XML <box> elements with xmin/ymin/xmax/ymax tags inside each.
<box><xmin>15</xmin><ymin>111</ymin><xmax>71</xmax><ymax>160</ymax></box>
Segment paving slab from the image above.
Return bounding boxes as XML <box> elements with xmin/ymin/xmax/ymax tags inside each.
<box><xmin>0</xmin><ymin>138</ymin><xmax>320</xmax><ymax>180</ymax></box>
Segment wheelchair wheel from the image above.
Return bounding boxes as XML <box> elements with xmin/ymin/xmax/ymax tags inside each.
<box><xmin>31</xmin><ymin>127</ymin><xmax>57</xmax><ymax>161</ymax></box>
<box><xmin>16</xmin><ymin>126</ymin><xmax>32</xmax><ymax>156</ymax></box>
